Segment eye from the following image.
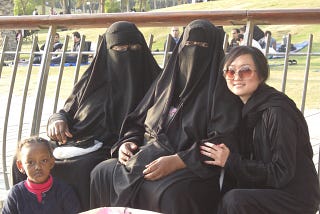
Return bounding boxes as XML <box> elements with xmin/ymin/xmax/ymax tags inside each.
<box><xmin>185</xmin><ymin>41</ymin><xmax>193</xmax><ymax>46</ymax></box>
<box><xmin>26</xmin><ymin>160</ymin><xmax>34</xmax><ymax>166</ymax></box>
<box><xmin>111</xmin><ymin>45</ymin><xmax>128</xmax><ymax>52</ymax></box>
<box><xmin>130</xmin><ymin>44</ymin><xmax>142</xmax><ymax>51</ymax></box>
<box><xmin>196</xmin><ymin>42</ymin><xmax>208</xmax><ymax>48</ymax></box>
<box><xmin>185</xmin><ymin>41</ymin><xmax>208</xmax><ymax>48</ymax></box>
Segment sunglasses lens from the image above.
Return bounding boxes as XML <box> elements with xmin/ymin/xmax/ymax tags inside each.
<box><xmin>225</xmin><ymin>70</ymin><xmax>235</xmax><ymax>79</ymax></box>
<box><xmin>239</xmin><ymin>67</ymin><xmax>253</xmax><ymax>78</ymax></box>
<box><xmin>224</xmin><ymin>67</ymin><xmax>253</xmax><ymax>80</ymax></box>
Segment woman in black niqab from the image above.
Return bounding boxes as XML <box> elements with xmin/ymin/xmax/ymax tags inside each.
<box><xmin>90</xmin><ymin>19</ymin><xmax>242</xmax><ymax>214</ymax></box>
<box><xmin>12</xmin><ymin>21</ymin><xmax>161</xmax><ymax>212</ymax></box>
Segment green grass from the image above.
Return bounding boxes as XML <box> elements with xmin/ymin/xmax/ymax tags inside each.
<box><xmin>1</xmin><ymin>0</ymin><xmax>320</xmax><ymax>109</ymax></box>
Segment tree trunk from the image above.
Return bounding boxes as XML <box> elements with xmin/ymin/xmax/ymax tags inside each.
<box><xmin>100</xmin><ymin>0</ymin><xmax>105</xmax><ymax>13</ymax></box>
<box><xmin>126</xmin><ymin>0</ymin><xmax>129</xmax><ymax>12</ymax></box>
<box><xmin>139</xmin><ymin>0</ymin><xmax>142</xmax><ymax>11</ymax></box>
<box><xmin>42</xmin><ymin>0</ymin><xmax>46</xmax><ymax>14</ymax></box>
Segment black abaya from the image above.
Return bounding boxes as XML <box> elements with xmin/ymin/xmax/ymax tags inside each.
<box><xmin>90</xmin><ymin>19</ymin><xmax>242</xmax><ymax>214</ymax></box>
<box><xmin>12</xmin><ymin>21</ymin><xmax>161</xmax><ymax>211</ymax></box>
<box><xmin>219</xmin><ymin>84</ymin><xmax>320</xmax><ymax>214</ymax></box>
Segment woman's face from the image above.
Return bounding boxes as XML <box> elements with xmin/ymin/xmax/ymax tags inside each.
<box><xmin>224</xmin><ymin>54</ymin><xmax>261</xmax><ymax>104</ymax></box>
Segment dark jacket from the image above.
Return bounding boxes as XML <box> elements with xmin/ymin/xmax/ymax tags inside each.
<box><xmin>2</xmin><ymin>177</ymin><xmax>81</xmax><ymax>214</ymax></box>
<box><xmin>225</xmin><ymin>84</ymin><xmax>320</xmax><ymax>208</ymax></box>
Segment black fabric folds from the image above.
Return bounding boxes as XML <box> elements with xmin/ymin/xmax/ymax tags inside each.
<box><xmin>48</xmin><ymin>21</ymin><xmax>161</xmax><ymax>149</ymax></box>
<box><xmin>225</xmin><ymin>84</ymin><xmax>320</xmax><ymax>211</ymax></box>
<box><xmin>102</xmin><ymin>19</ymin><xmax>242</xmax><ymax>210</ymax></box>
<box><xmin>44</xmin><ymin>21</ymin><xmax>161</xmax><ymax>211</ymax></box>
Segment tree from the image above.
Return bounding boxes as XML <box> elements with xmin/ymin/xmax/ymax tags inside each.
<box><xmin>100</xmin><ymin>0</ymin><xmax>105</xmax><ymax>13</ymax></box>
<box><xmin>105</xmin><ymin>0</ymin><xmax>120</xmax><ymax>12</ymax></box>
<box><xmin>14</xmin><ymin>0</ymin><xmax>36</xmax><ymax>15</ymax></box>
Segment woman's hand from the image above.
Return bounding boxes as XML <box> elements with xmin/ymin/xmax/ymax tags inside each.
<box><xmin>143</xmin><ymin>154</ymin><xmax>186</xmax><ymax>181</ymax></box>
<box><xmin>200</xmin><ymin>143</ymin><xmax>230</xmax><ymax>167</ymax></box>
<box><xmin>118</xmin><ymin>142</ymin><xmax>138</xmax><ymax>165</ymax></box>
<box><xmin>47</xmin><ymin>120</ymin><xmax>73</xmax><ymax>144</ymax></box>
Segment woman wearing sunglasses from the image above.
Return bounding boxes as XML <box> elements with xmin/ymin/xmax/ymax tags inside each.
<box><xmin>200</xmin><ymin>46</ymin><xmax>320</xmax><ymax>213</ymax></box>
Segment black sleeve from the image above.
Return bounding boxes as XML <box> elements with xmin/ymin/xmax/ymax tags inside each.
<box><xmin>111</xmin><ymin>80</ymin><xmax>158</xmax><ymax>156</ymax></box>
<box><xmin>2</xmin><ymin>187</ymin><xmax>19</xmax><ymax>214</ymax></box>
<box><xmin>225</xmin><ymin>107</ymin><xmax>299</xmax><ymax>188</ymax></box>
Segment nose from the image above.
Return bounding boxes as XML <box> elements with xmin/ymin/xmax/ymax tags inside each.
<box><xmin>34</xmin><ymin>162</ymin><xmax>42</xmax><ymax>170</ymax></box>
<box><xmin>233</xmin><ymin>72</ymin><xmax>242</xmax><ymax>80</ymax></box>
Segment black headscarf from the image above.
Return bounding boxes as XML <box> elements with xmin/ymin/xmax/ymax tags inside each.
<box><xmin>116</xmin><ymin>19</ymin><xmax>242</xmax><ymax>174</ymax></box>
<box><xmin>107</xmin><ymin>20</ymin><xmax>242</xmax><ymax>206</ymax></box>
<box><xmin>50</xmin><ymin>21</ymin><xmax>161</xmax><ymax>147</ymax></box>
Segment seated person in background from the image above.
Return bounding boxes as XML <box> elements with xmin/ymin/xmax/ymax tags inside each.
<box><xmin>3</xmin><ymin>136</ymin><xmax>80</xmax><ymax>214</ymax></box>
<box><xmin>163</xmin><ymin>26</ymin><xmax>180</xmax><ymax>51</ymax></box>
<box><xmin>32</xmin><ymin>8</ymin><xmax>39</xmax><ymax>15</ymax></box>
<box><xmin>90</xmin><ymin>19</ymin><xmax>242</xmax><ymax>213</ymax></box>
<box><xmin>236</xmin><ymin>33</ymin><xmax>244</xmax><ymax>46</ymax></box>
<box><xmin>201</xmin><ymin>46</ymin><xmax>320</xmax><ymax>214</ymax></box>
<box><xmin>236</xmin><ymin>33</ymin><xmax>263</xmax><ymax>53</ymax></box>
<box><xmin>33</xmin><ymin>33</ymin><xmax>63</xmax><ymax>64</ymax></box>
<box><xmin>227</xmin><ymin>28</ymin><xmax>240</xmax><ymax>51</ymax></box>
<box><xmin>258</xmin><ymin>30</ymin><xmax>277</xmax><ymax>50</ymax></box>
<box><xmin>15</xmin><ymin>30</ymin><xmax>23</xmax><ymax>43</ymax></box>
<box><xmin>51</xmin><ymin>31</ymin><xmax>81</xmax><ymax>64</ymax></box>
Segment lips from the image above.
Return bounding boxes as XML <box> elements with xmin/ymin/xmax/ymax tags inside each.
<box><xmin>233</xmin><ymin>82</ymin><xmax>245</xmax><ymax>87</ymax></box>
<box><xmin>33</xmin><ymin>171</ymin><xmax>44</xmax><ymax>178</ymax></box>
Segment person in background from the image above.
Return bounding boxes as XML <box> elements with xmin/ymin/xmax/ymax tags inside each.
<box><xmin>227</xmin><ymin>28</ymin><xmax>240</xmax><ymax>51</ymax></box>
<box><xmin>32</xmin><ymin>8</ymin><xmax>38</xmax><ymax>15</ymax></box>
<box><xmin>33</xmin><ymin>33</ymin><xmax>63</xmax><ymax>64</ymax></box>
<box><xmin>3</xmin><ymin>136</ymin><xmax>80</xmax><ymax>214</ymax></box>
<box><xmin>164</xmin><ymin>26</ymin><xmax>180</xmax><ymax>52</ymax></box>
<box><xmin>50</xmin><ymin>7</ymin><xmax>57</xmax><ymax>15</ymax></box>
<box><xmin>200</xmin><ymin>46</ymin><xmax>320</xmax><ymax>214</ymax></box>
<box><xmin>259</xmin><ymin>30</ymin><xmax>277</xmax><ymax>50</ymax></box>
<box><xmin>15</xmin><ymin>30</ymin><xmax>23</xmax><ymax>43</ymax></box>
<box><xmin>236</xmin><ymin>33</ymin><xmax>244</xmax><ymax>46</ymax></box>
<box><xmin>51</xmin><ymin>31</ymin><xmax>80</xmax><ymax>64</ymax></box>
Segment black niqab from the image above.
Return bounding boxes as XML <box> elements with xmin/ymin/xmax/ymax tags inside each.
<box><xmin>44</xmin><ymin>21</ymin><xmax>160</xmax><ymax>211</ymax></box>
<box><xmin>104</xmin><ymin>19</ymin><xmax>242</xmax><ymax>208</ymax></box>
<box><xmin>53</xmin><ymin>21</ymin><xmax>161</xmax><ymax>147</ymax></box>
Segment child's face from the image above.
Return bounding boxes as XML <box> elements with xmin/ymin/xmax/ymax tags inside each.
<box><xmin>16</xmin><ymin>143</ymin><xmax>54</xmax><ymax>184</ymax></box>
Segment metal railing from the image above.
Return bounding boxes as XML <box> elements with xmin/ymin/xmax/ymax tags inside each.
<box><xmin>0</xmin><ymin>9</ymin><xmax>320</xmax><ymax>191</ymax></box>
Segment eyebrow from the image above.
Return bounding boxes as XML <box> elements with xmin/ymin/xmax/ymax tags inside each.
<box><xmin>229</xmin><ymin>64</ymin><xmax>251</xmax><ymax>67</ymax></box>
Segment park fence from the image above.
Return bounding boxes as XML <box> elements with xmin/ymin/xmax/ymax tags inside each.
<box><xmin>0</xmin><ymin>9</ymin><xmax>320</xmax><ymax>193</ymax></box>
